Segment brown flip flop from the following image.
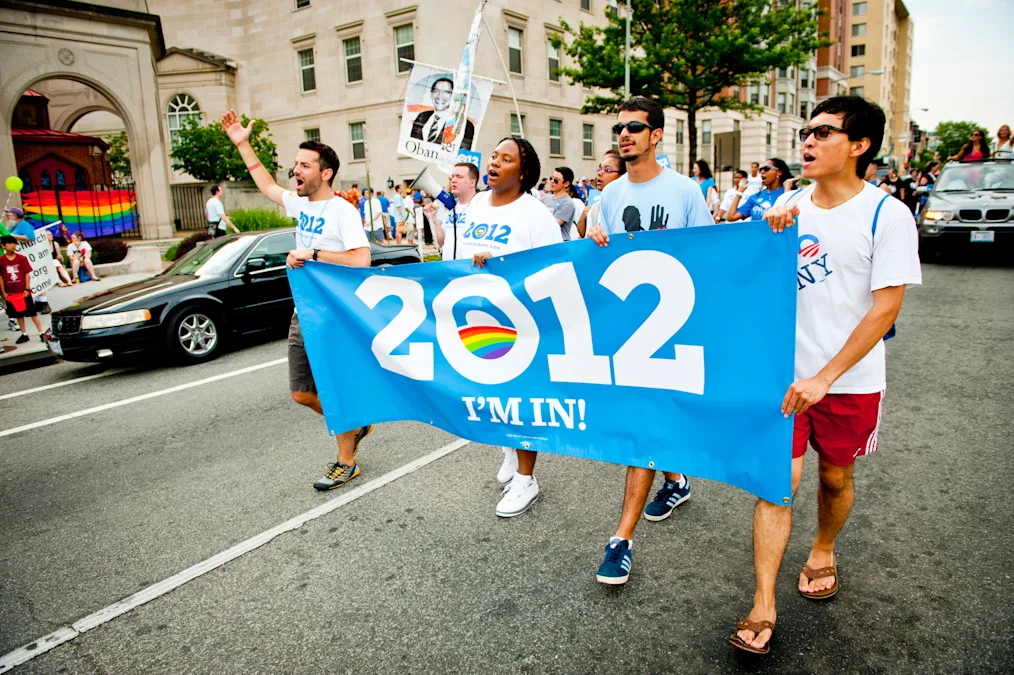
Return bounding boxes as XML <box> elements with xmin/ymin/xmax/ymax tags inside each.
<box><xmin>799</xmin><ymin>557</ymin><xmax>839</xmax><ymax>600</ymax></box>
<box><xmin>729</xmin><ymin>619</ymin><xmax>775</xmax><ymax>655</ymax></box>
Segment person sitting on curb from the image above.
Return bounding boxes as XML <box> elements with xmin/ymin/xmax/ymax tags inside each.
<box><xmin>66</xmin><ymin>232</ymin><xmax>101</xmax><ymax>283</ymax></box>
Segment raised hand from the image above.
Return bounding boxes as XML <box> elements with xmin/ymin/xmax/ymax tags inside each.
<box><xmin>220</xmin><ymin>109</ymin><xmax>254</xmax><ymax>146</ymax></box>
<box><xmin>649</xmin><ymin>204</ymin><xmax>669</xmax><ymax>230</ymax></box>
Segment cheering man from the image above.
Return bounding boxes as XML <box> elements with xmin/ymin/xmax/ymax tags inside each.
<box><xmin>730</xmin><ymin>96</ymin><xmax>921</xmax><ymax>655</ymax></box>
<box><xmin>587</xmin><ymin>96</ymin><xmax>713</xmax><ymax>585</ymax></box>
<box><xmin>221</xmin><ymin>109</ymin><xmax>375</xmax><ymax>491</ymax></box>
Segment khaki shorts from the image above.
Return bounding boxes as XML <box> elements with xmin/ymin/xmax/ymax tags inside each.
<box><xmin>287</xmin><ymin>312</ymin><xmax>316</xmax><ymax>394</ymax></box>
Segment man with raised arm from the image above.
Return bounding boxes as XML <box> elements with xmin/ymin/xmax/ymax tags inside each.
<box><xmin>221</xmin><ymin>109</ymin><xmax>375</xmax><ymax>491</ymax></box>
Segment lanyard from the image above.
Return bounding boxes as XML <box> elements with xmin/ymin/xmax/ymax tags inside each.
<box><xmin>298</xmin><ymin>195</ymin><xmax>333</xmax><ymax>248</ymax></box>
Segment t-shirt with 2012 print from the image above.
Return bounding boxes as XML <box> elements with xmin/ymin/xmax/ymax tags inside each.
<box><xmin>282</xmin><ymin>190</ymin><xmax>369</xmax><ymax>253</ymax></box>
<box><xmin>455</xmin><ymin>191</ymin><xmax>563</xmax><ymax>259</ymax></box>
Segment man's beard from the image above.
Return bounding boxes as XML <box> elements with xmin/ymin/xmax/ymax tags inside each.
<box><xmin>298</xmin><ymin>176</ymin><xmax>321</xmax><ymax>196</ymax></box>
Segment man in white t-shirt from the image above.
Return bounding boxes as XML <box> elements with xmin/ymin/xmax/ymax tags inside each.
<box><xmin>206</xmin><ymin>185</ymin><xmax>239</xmax><ymax>237</ymax></box>
<box><xmin>362</xmin><ymin>188</ymin><xmax>385</xmax><ymax>240</ymax></box>
<box><xmin>731</xmin><ymin>97</ymin><xmax>921</xmax><ymax>656</ymax></box>
<box><xmin>745</xmin><ymin>161</ymin><xmax>763</xmax><ymax>197</ymax></box>
<box><xmin>391</xmin><ymin>184</ymin><xmax>407</xmax><ymax>244</ymax></box>
<box><xmin>423</xmin><ymin>162</ymin><xmax>479</xmax><ymax>260</ymax></box>
<box><xmin>221</xmin><ymin>110</ymin><xmax>374</xmax><ymax>492</ymax></box>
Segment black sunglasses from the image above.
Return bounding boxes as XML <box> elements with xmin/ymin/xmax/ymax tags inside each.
<box><xmin>612</xmin><ymin>121</ymin><xmax>655</xmax><ymax>135</ymax></box>
<box><xmin>798</xmin><ymin>124</ymin><xmax>846</xmax><ymax>142</ymax></box>
<box><xmin>759</xmin><ymin>166</ymin><xmax>773</xmax><ymax>173</ymax></box>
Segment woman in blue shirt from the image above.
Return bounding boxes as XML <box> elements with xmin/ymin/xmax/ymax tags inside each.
<box><xmin>726</xmin><ymin>158</ymin><xmax>792</xmax><ymax>222</ymax></box>
<box><xmin>693</xmin><ymin>160</ymin><xmax>718</xmax><ymax>212</ymax></box>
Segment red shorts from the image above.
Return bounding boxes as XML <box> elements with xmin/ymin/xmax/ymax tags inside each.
<box><xmin>793</xmin><ymin>391</ymin><xmax>885</xmax><ymax>466</ymax></box>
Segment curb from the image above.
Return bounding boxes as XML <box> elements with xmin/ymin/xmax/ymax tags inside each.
<box><xmin>0</xmin><ymin>348</ymin><xmax>57</xmax><ymax>376</ymax></box>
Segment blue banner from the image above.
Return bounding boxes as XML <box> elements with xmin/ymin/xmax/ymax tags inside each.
<box><xmin>289</xmin><ymin>221</ymin><xmax>797</xmax><ymax>504</ymax></box>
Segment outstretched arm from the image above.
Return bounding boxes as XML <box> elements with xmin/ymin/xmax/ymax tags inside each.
<box><xmin>220</xmin><ymin>110</ymin><xmax>285</xmax><ymax>206</ymax></box>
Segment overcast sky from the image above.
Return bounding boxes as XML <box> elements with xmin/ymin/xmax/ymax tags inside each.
<box><xmin>907</xmin><ymin>0</ymin><xmax>1012</xmax><ymax>136</ymax></box>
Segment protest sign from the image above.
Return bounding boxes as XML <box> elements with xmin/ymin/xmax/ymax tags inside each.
<box><xmin>16</xmin><ymin>230</ymin><xmax>59</xmax><ymax>296</ymax></box>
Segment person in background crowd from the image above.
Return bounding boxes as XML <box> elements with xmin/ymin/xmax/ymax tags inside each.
<box><xmin>412</xmin><ymin>187</ymin><xmax>423</xmax><ymax>206</ymax></box>
<box><xmin>424</xmin><ymin>162</ymin><xmax>479</xmax><ymax>261</ymax></box>
<box><xmin>863</xmin><ymin>163</ymin><xmax>879</xmax><ymax>184</ymax></box>
<box><xmin>994</xmin><ymin>125</ymin><xmax>1012</xmax><ymax>159</ymax></box>
<box><xmin>717</xmin><ymin>169</ymin><xmax>749</xmax><ymax>222</ymax></box>
<box><xmin>577</xmin><ymin>149</ymin><xmax>626</xmax><ymax>238</ymax></box>
<box><xmin>726</xmin><ymin>158</ymin><xmax>792</xmax><ymax>221</ymax></box>
<box><xmin>362</xmin><ymin>189</ymin><xmax>384</xmax><ymax>241</ymax></box>
<box><xmin>902</xmin><ymin>169</ymin><xmax>920</xmax><ymax>214</ymax></box>
<box><xmin>344</xmin><ymin>183</ymin><xmax>361</xmax><ymax>207</ymax></box>
<box><xmin>693</xmin><ymin>160</ymin><xmax>719</xmax><ymax>213</ymax></box>
<box><xmin>541</xmin><ymin>166</ymin><xmax>577</xmax><ymax>241</ymax></box>
<box><xmin>587</xmin><ymin>95</ymin><xmax>713</xmax><ymax>586</ymax></box>
<box><xmin>391</xmin><ymin>184</ymin><xmax>407</xmax><ymax>244</ymax></box>
<box><xmin>206</xmin><ymin>185</ymin><xmax>240</xmax><ymax>238</ymax></box>
<box><xmin>3</xmin><ymin>208</ymin><xmax>32</xmax><ymax>245</ymax></box>
<box><xmin>568</xmin><ymin>182</ymin><xmax>585</xmax><ymax>240</ymax></box>
<box><xmin>879</xmin><ymin>167</ymin><xmax>907</xmax><ymax>203</ymax></box>
<box><xmin>948</xmin><ymin>129</ymin><xmax>990</xmax><ymax>161</ymax></box>
<box><xmin>377</xmin><ymin>190</ymin><xmax>392</xmax><ymax>243</ymax></box>
<box><xmin>66</xmin><ymin>231</ymin><xmax>101</xmax><ymax>282</ymax></box>
<box><xmin>1</xmin><ymin>235</ymin><xmax>45</xmax><ymax>344</ymax></box>
<box><xmin>745</xmin><ymin>161</ymin><xmax>763</xmax><ymax>196</ymax></box>
<box><xmin>46</xmin><ymin>230</ymin><xmax>72</xmax><ymax>287</ymax></box>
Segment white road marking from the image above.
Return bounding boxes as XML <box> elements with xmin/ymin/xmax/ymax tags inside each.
<box><xmin>0</xmin><ymin>369</ymin><xmax>126</xmax><ymax>401</ymax></box>
<box><xmin>0</xmin><ymin>358</ymin><xmax>287</xmax><ymax>438</ymax></box>
<box><xmin>0</xmin><ymin>438</ymin><xmax>471</xmax><ymax>673</ymax></box>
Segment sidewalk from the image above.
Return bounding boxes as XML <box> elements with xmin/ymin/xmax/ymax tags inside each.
<box><xmin>0</xmin><ymin>273</ymin><xmax>154</xmax><ymax>374</ymax></box>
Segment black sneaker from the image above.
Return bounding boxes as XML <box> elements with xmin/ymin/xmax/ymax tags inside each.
<box><xmin>314</xmin><ymin>461</ymin><xmax>360</xmax><ymax>490</ymax></box>
<box><xmin>37</xmin><ymin>302</ymin><xmax>51</xmax><ymax>315</ymax></box>
<box><xmin>16</xmin><ymin>334</ymin><xmax>29</xmax><ymax>344</ymax></box>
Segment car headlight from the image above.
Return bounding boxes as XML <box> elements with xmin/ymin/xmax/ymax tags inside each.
<box><xmin>81</xmin><ymin>309</ymin><xmax>152</xmax><ymax>330</ymax></box>
<box><xmin>923</xmin><ymin>210</ymin><xmax>954</xmax><ymax>221</ymax></box>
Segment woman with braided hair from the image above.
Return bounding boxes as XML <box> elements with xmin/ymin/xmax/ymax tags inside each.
<box><xmin>459</xmin><ymin>136</ymin><xmax>563</xmax><ymax>517</ymax></box>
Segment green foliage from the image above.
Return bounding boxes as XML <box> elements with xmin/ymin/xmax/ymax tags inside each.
<box><xmin>910</xmin><ymin>147</ymin><xmax>936</xmax><ymax>170</ymax></box>
<box><xmin>423</xmin><ymin>253</ymin><xmax>442</xmax><ymax>263</ymax></box>
<box><xmin>230</xmin><ymin>208</ymin><xmax>294</xmax><ymax>232</ymax></box>
<box><xmin>170</xmin><ymin>231</ymin><xmax>213</xmax><ymax>261</ymax></box>
<box><xmin>169</xmin><ymin>115</ymin><xmax>278</xmax><ymax>182</ymax></box>
<box><xmin>163</xmin><ymin>243</ymin><xmax>179</xmax><ymax>262</ymax></box>
<box><xmin>553</xmin><ymin>0</ymin><xmax>831</xmax><ymax>168</ymax></box>
<box><xmin>90</xmin><ymin>238</ymin><xmax>129</xmax><ymax>264</ymax></box>
<box><xmin>105</xmin><ymin>131</ymin><xmax>131</xmax><ymax>182</ymax></box>
<box><xmin>933</xmin><ymin>121</ymin><xmax>984</xmax><ymax>162</ymax></box>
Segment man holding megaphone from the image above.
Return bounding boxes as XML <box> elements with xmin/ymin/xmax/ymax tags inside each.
<box><xmin>420</xmin><ymin>163</ymin><xmax>479</xmax><ymax>261</ymax></box>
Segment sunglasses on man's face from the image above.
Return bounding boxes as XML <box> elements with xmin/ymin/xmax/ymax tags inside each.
<box><xmin>612</xmin><ymin>121</ymin><xmax>654</xmax><ymax>135</ymax></box>
<box><xmin>798</xmin><ymin>124</ymin><xmax>846</xmax><ymax>142</ymax></box>
<box><xmin>550</xmin><ymin>177</ymin><xmax>562</xmax><ymax>183</ymax></box>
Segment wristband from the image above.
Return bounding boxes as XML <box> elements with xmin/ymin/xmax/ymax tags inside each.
<box><xmin>246</xmin><ymin>162</ymin><xmax>262</xmax><ymax>172</ymax></box>
<box><xmin>312</xmin><ymin>249</ymin><xmax>319</xmax><ymax>261</ymax></box>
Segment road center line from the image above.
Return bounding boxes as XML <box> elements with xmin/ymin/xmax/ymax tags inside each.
<box><xmin>0</xmin><ymin>358</ymin><xmax>287</xmax><ymax>438</ymax></box>
<box><xmin>0</xmin><ymin>369</ymin><xmax>126</xmax><ymax>401</ymax></box>
<box><xmin>0</xmin><ymin>438</ymin><xmax>472</xmax><ymax>673</ymax></box>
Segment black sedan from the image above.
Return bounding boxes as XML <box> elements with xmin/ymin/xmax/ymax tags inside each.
<box><xmin>48</xmin><ymin>229</ymin><xmax>422</xmax><ymax>364</ymax></box>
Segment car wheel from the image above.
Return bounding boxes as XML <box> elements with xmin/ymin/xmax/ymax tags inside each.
<box><xmin>167</xmin><ymin>306</ymin><xmax>222</xmax><ymax>363</ymax></box>
<box><xmin>918</xmin><ymin>235</ymin><xmax>940</xmax><ymax>263</ymax></box>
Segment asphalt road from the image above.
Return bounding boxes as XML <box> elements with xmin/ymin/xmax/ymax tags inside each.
<box><xmin>0</xmin><ymin>259</ymin><xmax>1011</xmax><ymax>674</ymax></box>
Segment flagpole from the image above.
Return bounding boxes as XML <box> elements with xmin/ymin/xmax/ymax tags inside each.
<box><xmin>363</xmin><ymin>123</ymin><xmax>376</xmax><ymax>243</ymax></box>
<box><xmin>481</xmin><ymin>16</ymin><xmax>524</xmax><ymax>138</ymax></box>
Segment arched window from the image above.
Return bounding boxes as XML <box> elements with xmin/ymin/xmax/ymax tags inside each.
<box><xmin>55</xmin><ymin>169</ymin><xmax>66</xmax><ymax>190</ymax></box>
<box><xmin>166</xmin><ymin>93</ymin><xmax>201</xmax><ymax>145</ymax></box>
<box><xmin>40</xmin><ymin>170</ymin><xmax>52</xmax><ymax>189</ymax></box>
<box><xmin>75</xmin><ymin>168</ymin><xmax>88</xmax><ymax>191</ymax></box>
<box><xmin>18</xmin><ymin>169</ymin><xmax>32</xmax><ymax>193</ymax></box>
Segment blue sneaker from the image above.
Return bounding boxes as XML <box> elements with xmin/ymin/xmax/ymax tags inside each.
<box><xmin>596</xmin><ymin>539</ymin><xmax>632</xmax><ymax>585</ymax></box>
<box><xmin>643</xmin><ymin>478</ymin><xmax>691</xmax><ymax>522</ymax></box>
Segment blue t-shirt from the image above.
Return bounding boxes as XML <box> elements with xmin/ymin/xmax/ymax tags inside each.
<box><xmin>599</xmin><ymin>169</ymin><xmax>714</xmax><ymax>235</ymax></box>
<box><xmin>698</xmin><ymin>177</ymin><xmax>715</xmax><ymax>200</ymax></box>
<box><xmin>737</xmin><ymin>187</ymin><xmax>786</xmax><ymax>221</ymax></box>
<box><xmin>378</xmin><ymin>196</ymin><xmax>391</xmax><ymax>213</ymax></box>
<box><xmin>358</xmin><ymin>196</ymin><xmax>367</xmax><ymax>218</ymax></box>
<box><xmin>12</xmin><ymin>221</ymin><xmax>36</xmax><ymax>241</ymax></box>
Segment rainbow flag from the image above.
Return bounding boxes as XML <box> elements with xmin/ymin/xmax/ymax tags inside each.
<box><xmin>20</xmin><ymin>189</ymin><xmax>139</xmax><ymax>238</ymax></box>
<box><xmin>457</xmin><ymin>324</ymin><xmax>517</xmax><ymax>360</ymax></box>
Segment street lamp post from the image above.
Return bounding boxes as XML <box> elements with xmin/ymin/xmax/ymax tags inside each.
<box><xmin>608</xmin><ymin>0</ymin><xmax>631</xmax><ymax>99</ymax></box>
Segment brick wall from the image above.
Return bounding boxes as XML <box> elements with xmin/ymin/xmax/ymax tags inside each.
<box><xmin>15</xmin><ymin>143</ymin><xmax>112</xmax><ymax>187</ymax></box>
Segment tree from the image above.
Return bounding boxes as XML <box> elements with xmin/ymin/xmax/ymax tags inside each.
<box><xmin>170</xmin><ymin>114</ymin><xmax>278</xmax><ymax>182</ymax></box>
<box><xmin>553</xmin><ymin>0</ymin><xmax>831</xmax><ymax>170</ymax></box>
<box><xmin>932</xmin><ymin>120</ymin><xmax>984</xmax><ymax>162</ymax></box>
<box><xmin>104</xmin><ymin>131</ymin><xmax>131</xmax><ymax>183</ymax></box>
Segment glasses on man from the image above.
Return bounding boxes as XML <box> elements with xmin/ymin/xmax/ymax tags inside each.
<box><xmin>597</xmin><ymin>165</ymin><xmax>620</xmax><ymax>174</ymax></box>
<box><xmin>611</xmin><ymin>121</ymin><xmax>654</xmax><ymax>135</ymax></box>
<box><xmin>798</xmin><ymin>124</ymin><xmax>846</xmax><ymax>142</ymax></box>
<box><xmin>550</xmin><ymin>177</ymin><xmax>562</xmax><ymax>183</ymax></box>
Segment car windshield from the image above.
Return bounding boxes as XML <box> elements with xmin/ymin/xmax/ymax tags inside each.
<box><xmin>164</xmin><ymin>238</ymin><xmax>249</xmax><ymax>277</ymax></box>
<box><xmin>935</xmin><ymin>163</ymin><xmax>1014</xmax><ymax>192</ymax></box>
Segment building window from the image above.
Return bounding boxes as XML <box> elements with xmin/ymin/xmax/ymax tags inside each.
<box><xmin>583</xmin><ymin>123</ymin><xmax>594</xmax><ymax>158</ymax></box>
<box><xmin>349</xmin><ymin>122</ymin><xmax>365</xmax><ymax>160</ymax></box>
<box><xmin>75</xmin><ymin>168</ymin><xmax>88</xmax><ymax>191</ymax></box>
<box><xmin>166</xmin><ymin>93</ymin><xmax>201</xmax><ymax>145</ymax></box>
<box><xmin>508</xmin><ymin>27</ymin><xmax>524</xmax><ymax>74</ymax></box>
<box><xmin>55</xmin><ymin>169</ymin><xmax>66</xmax><ymax>191</ymax></box>
<box><xmin>344</xmin><ymin>36</ymin><xmax>363</xmax><ymax>83</ymax></box>
<box><xmin>675</xmin><ymin>120</ymin><xmax>684</xmax><ymax>145</ymax></box>
<box><xmin>19</xmin><ymin>169</ymin><xmax>32</xmax><ymax>192</ymax></box>
<box><xmin>811</xmin><ymin>69</ymin><xmax>816</xmax><ymax>88</ymax></box>
<box><xmin>304</xmin><ymin>128</ymin><xmax>320</xmax><ymax>142</ymax></box>
<box><xmin>850</xmin><ymin>86</ymin><xmax>865</xmax><ymax>97</ymax></box>
<box><xmin>851</xmin><ymin>44</ymin><xmax>866</xmax><ymax>57</ymax></box>
<box><xmin>852</xmin><ymin>23</ymin><xmax>866</xmax><ymax>37</ymax></box>
<box><xmin>777</xmin><ymin>92</ymin><xmax>786</xmax><ymax>113</ymax></box>
<box><xmin>40</xmin><ymin>170</ymin><xmax>52</xmax><ymax>189</ymax></box>
<box><xmin>801</xmin><ymin>70</ymin><xmax>809</xmax><ymax>88</ymax></box>
<box><xmin>549</xmin><ymin>118</ymin><xmax>562</xmax><ymax>156</ymax></box>
<box><xmin>581</xmin><ymin>0</ymin><xmax>591</xmax><ymax>10</ymax></box>
<box><xmin>548</xmin><ymin>41</ymin><xmax>560</xmax><ymax>82</ymax></box>
<box><xmin>788</xmin><ymin>93</ymin><xmax>795</xmax><ymax>115</ymax></box>
<box><xmin>853</xmin><ymin>1</ymin><xmax>867</xmax><ymax>15</ymax></box>
<box><xmin>748</xmin><ymin>84</ymin><xmax>759</xmax><ymax>105</ymax></box>
<box><xmin>778</xmin><ymin>68</ymin><xmax>787</xmax><ymax>78</ymax></box>
<box><xmin>765</xmin><ymin>122</ymin><xmax>772</xmax><ymax>147</ymax></box>
<box><xmin>395</xmin><ymin>24</ymin><xmax>415</xmax><ymax>73</ymax></box>
<box><xmin>295</xmin><ymin>0</ymin><xmax>310</xmax><ymax>7</ymax></box>
<box><xmin>298</xmin><ymin>48</ymin><xmax>316</xmax><ymax>92</ymax></box>
<box><xmin>611</xmin><ymin>130</ymin><xmax>618</xmax><ymax>150</ymax></box>
<box><xmin>791</xmin><ymin>129</ymin><xmax>797</xmax><ymax>150</ymax></box>
<box><xmin>510</xmin><ymin>112</ymin><xmax>526</xmax><ymax>138</ymax></box>
<box><xmin>850</xmin><ymin>65</ymin><xmax>865</xmax><ymax>78</ymax></box>
<box><xmin>702</xmin><ymin>120</ymin><xmax>712</xmax><ymax>144</ymax></box>
<box><xmin>800</xmin><ymin>102</ymin><xmax>809</xmax><ymax>119</ymax></box>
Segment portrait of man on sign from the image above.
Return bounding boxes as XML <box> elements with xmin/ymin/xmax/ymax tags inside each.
<box><xmin>409</xmin><ymin>76</ymin><xmax>476</xmax><ymax>150</ymax></box>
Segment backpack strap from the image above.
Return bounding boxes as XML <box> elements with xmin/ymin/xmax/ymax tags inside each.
<box><xmin>870</xmin><ymin>193</ymin><xmax>897</xmax><ymax>341</ymax></box>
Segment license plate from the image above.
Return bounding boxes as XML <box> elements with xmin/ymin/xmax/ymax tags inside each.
<box><xmin>48</xmin><ymin>340</ymin><xmax>63</xmax><ymax>357</ymax></box>
<box><xmin>970</xmin><ymin>231</ymin><xmax>994</xmax><ymax>243</ymax></box>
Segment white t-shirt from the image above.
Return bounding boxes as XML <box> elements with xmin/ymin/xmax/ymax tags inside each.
<box><xmin>66</xmin><ymin>241</ymin><xmax>92</xmax><ymax>261</ymax></box>
<box><xmin>569</xmin><ymin>196</ymin><xmax>585</xmax><ymax>240</ymax></box>
<box><xmin>283</xmin><ymin>191</ymin><xmax>369</xmax><ymax>253</ymax></box>
<box><xmin>745</xmin><ymin>174</ymin><xmax>763</xmax><ymax>197</ymax></box>
<box><xmin>364</xmin><ymin>198</ymin><xmax>385</xmax><ymax>231</ymax></box>
<box><xmin>718</xmin><ymin>187</ymin><xmax>741</xmax><ymax>215</ymax></box>
<box><xmin>206</xmin><ymin>196</ymin><xmax>225</xmax><ymax>224</ymax></box>
<box><xmin>440</xmin><ymin>197</ymin><xmax>474</xmax><ymax>261</ymax></box>
<box><xmin>774</xmin><ymin>183</ymin><xmax>922</xmax><ymax>394</ymax></box>
<box><xmin>456</xmin><ymin>191</ymin><xmax>563</xmax><ymax>259</ymax></box>
<box><xmin>391</xmin><ymin>193</ymin><xmax>406</xmax><ymax>221</ymax></box>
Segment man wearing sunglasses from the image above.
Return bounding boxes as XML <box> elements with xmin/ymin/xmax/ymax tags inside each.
<box><xmin>587</xmin><ymin>96</ymin><xmax>713</xmax><ymax>586</ymax></box>
<box><xmin>541</xmin><ymin>166</ymin><xmax>578</xmax><ymax>241</ymax></box>
<box><xmin>731</xmin><ymin>96</ymin><xmax>921</xmax><ymax>656</ymax></box>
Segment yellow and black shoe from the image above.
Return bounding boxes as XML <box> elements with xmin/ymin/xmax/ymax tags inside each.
<box><xmin>313</xmin><ymin>461</ymin><xmax>360</xmax><ymax>491</ymax></box>
<box><xmin>351</xmin><ymin>424</ymin><xmax>374</xmax><ymax>460</ymax></box>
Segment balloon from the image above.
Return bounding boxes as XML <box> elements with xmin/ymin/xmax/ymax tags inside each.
<box><xmin>5</xmin><ymin>176</ymin><xmax>23</xmax><ymax>192</ymax></box>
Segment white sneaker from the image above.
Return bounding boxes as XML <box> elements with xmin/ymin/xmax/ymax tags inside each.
<box><xmin>497</xmin><ymin>447</ymin><xmax>519</xmax><ymax>486</ymax></box>
<box><xmin>496</xmin><ymin>473</ymin><xmax>539</xmax><ymax>518</ymax></box>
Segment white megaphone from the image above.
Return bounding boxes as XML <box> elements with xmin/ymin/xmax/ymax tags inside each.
<box><xmin>410</xmin><ymin>167</ymin><xmax>455</xmax><ymax>210</ymax></box>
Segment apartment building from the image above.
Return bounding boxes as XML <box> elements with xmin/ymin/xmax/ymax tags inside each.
<box><xmin>816</xmin><ymin>0</ymin><xmax>851</xmax><ymax>102</ymax></box>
